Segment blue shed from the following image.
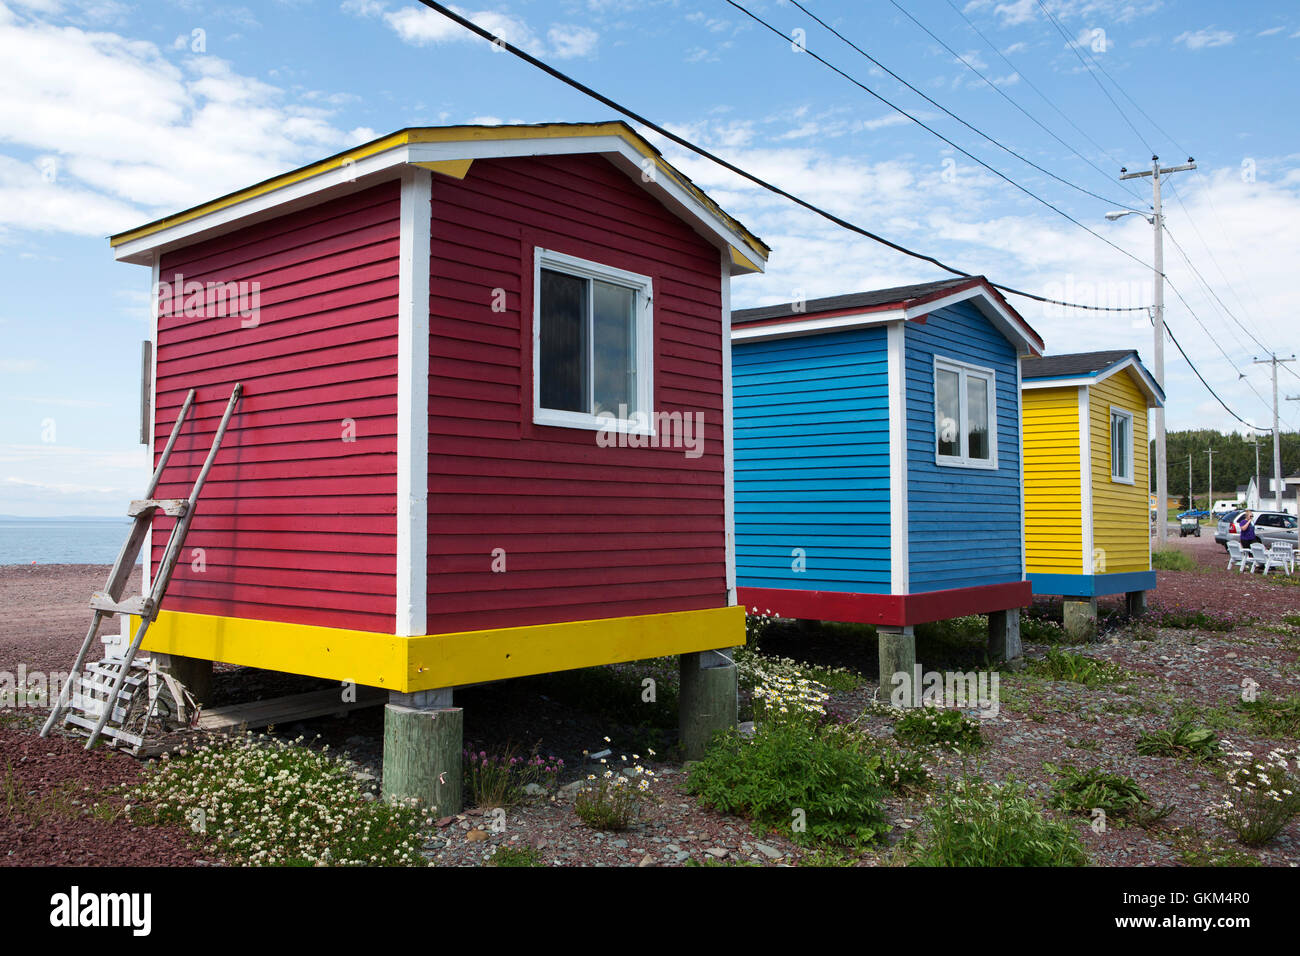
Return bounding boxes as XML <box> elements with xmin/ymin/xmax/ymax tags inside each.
<box><xmin>730</xmin><ymin>277</ymin><xmax>1045</xmax><ymax>678</ymax></box>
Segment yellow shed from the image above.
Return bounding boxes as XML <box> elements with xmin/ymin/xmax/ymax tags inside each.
<box><xmin>1020</xmin><ymin>350</ymin><xmax>1164</xmax><ymax>632</ymax></box>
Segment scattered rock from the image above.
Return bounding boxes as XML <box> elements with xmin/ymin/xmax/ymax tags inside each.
<box><xmin>705</xmin><ymin>847</ymin><xmax>728</xmax><ymax>859</ymax></box>
<box><xmin>638</xmin><ymin>854</ymin><xmax>656</xmax><ymax>867</ymax></box>
<box><xmin>753</xmin><ymin>843</ymin><xmax>783</xmax><ymax>860</ymax></box>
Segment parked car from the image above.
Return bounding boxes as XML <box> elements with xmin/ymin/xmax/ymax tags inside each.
<box><xmin>1215</xmin><ymin>510</ymin><xmax>1298</xmax><ymax>550</ymax></box>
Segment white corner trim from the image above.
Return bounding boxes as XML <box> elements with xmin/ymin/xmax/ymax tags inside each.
<box><xmin>1079</xmin><ymin>385</ymin><xmax>1094</xmax><ymax>573</ymax></box>
<box><xmin>888</xmin><ymin>321</ymin><xmax>909</xmax><ymax>594</ymax></box>
<box><xmin>137</xmin><ymin>256</ymin><xmax>160</xmax><ymax>638</ymax></box>
<box><xmin>396</xmin><ymin>167</ymin><xmax>431</xmax><ymax>637</ymax></box>
<box><xmin>721</xmin><ymin>249</ymin><xmax>737</xmax><ymax>606</ymax></box>
<box><xmin>1016</xmin><ymin>355</ymin><xmax>1027</xmax><ymax>581</ymax></box>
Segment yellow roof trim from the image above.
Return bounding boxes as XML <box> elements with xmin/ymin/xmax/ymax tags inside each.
<box><xmin>108</xmin><ymin>122</ymin><xmax>770</xmax><ymax>262</ymax></box>
<box><xmin>411</xmin><ymin>158</ymin><xmax>474</xmax><ymax>179</ymax></box>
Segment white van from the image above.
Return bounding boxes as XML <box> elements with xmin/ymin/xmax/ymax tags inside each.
<box><xmin>1213</xmin><ymin>499</ymin><xmax>1243</xmax><ymax>516</ymax></box>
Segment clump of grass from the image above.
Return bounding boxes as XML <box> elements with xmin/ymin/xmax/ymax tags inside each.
<box><xmin>1238</xmin><ymin>693</ymin><xmax>1300</xmax><ymax>738</ymax></box>
<box><xmin>685</xmin><ymin>721</ymin><xmax>890</xmax><ymax>848</ymax></box>
<box><xmin>463</xmin><ymin>744</ymin><xmax>564</xmax><ymax>808</ymax></box>
<box><xmin>1147</xmin><ymin>604</ymin><xmax>1236</xmax><ymax>632</ymax></box>
<box><xmin>1282</xmin><ymin>614</ymin><xmax>1300</xmax><ymax>628</ymax></box>
<box><xmin>1169</xmin><ymin>827</ymin><xmax>1260</xmax><ymax>867</ymax></box>
<box><xmin>1047</xmin><ymin>763</ymin><xmax>1173</xmax><ymax>828</ymax></box>
<box><xmin>489</xmin><ymin>845</ymin><xmax>544</xmax><ymax>867</ymax></box>
<box><xmin>1030</xmin><ymin>647</ymin><xmax>1127</xmax><ymax>686</ymax></box>
<box><xmin>124</xmin><ymin>733</ymin><xmax>431</xmax><ymax>866</ymax></box>
<box><xmin>1136</xmin><ymin>718</ymin><xmax>1221</xmax><ymax>762</ymax></box>
<box><xmin>1152</xmin><ymin>549</ymin><xmax>1197</xmax><ymax>571</ymax></box>
<box><xmin>893</xmin><ymin>705</ymin><xmax>984</xmax><ymax>752</ymax></box>
<box><xmin>909</xmin><ymin>777</ymin><xmax>1088</xmax><ymax>867</ymax></box>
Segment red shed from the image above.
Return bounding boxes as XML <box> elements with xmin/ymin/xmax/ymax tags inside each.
<box><xmin>109</xmin><ymin>123</ymin><xmax>769</xmax><ymax>807</ymax></box>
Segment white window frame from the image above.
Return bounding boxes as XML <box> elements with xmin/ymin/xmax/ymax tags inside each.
<box><xmin>933</xmin><ymin>355</ymin><xmax>998</xmax><ymax>470</ymax></box>
<box><xmin>532</xmin><ymin>247</ymin><xmax>655</xmax><ymax>435</ymax></box>
<box><xmin>1110</xmin><ymin>405</ymin><xmax>1134</xmax><ymax>484</ymax></box>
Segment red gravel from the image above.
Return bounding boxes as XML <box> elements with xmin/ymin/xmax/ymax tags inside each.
<box><xmin>2</xmin><ymin>559</ymin><xmax>1298</xmax><ymax>867</ymax></box>
<box><xmin>0</xmin><ymin>718</ymin><xmax>211</xmax><ymax>866</ymax></box>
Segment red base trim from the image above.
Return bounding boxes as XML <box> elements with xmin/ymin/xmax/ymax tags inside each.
<box><xmin>736</xmin><ymin>581</ymin><xmax>1032</xmax><ymax>627</ymax></box>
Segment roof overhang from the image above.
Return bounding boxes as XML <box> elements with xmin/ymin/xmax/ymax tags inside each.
<box><xmin>732</xmin><ymin>278</ymin><xmax>1044</xmax><ymax>355</ymax></box>
<box><xmin>1021</xmin><ymin>354</ymin><xmax>1165</xmax><ymax>407</ymax></box>
<box><xmin>109</xmin><ymin>123</ymin><xmax>769</xmax><ymax>275</ymax></box>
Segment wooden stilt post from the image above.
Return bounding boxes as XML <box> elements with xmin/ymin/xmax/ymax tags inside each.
<box><xmin>878</xmin><ymin>626</ymin><xmax>916</xmax><ymax>706</ymax></box>
<box><xmin>679</xmin><ymin>649</ymin><xmax>736</xmax><ymax>761</ymax></box>
<box><xmin>152</xmin><ymin>653</ymin><xmax>212</xmax><ymax>706</ymax></box>
<box><xmin>382</xmin><ymin>688</ymin><xmax>461</xmax><ymax>816</ymax></box>
<box><xmin>987</xmin><ymin>609</ymin><xmax>1023</xmax><ymax>665</ymax></box>
<box><xmin>1064</xmin><ymin>598</ymin><xmax>1099</xmax><ymax>641</ymax></box>
<box><xmin>1125</xmin><ymin>590</ymin><xmax>1148</xmax><ymax>618</ymax></box>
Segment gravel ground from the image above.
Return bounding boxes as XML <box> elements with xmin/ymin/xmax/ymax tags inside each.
<box><xmin>2</xmin><ymin>549</ymin><xmax>1297</xmax><ymax>867</ymax></box>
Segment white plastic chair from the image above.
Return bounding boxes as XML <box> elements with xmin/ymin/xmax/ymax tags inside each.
<box><xmin>1249</xmin><ymin>542</ymin><xmax>1276</xmax><ymax>574</ymax></box>
<box><xmin>1226</xmin><ymin>540</ymin><xmax>1251</xmax><ymax>572</ymax></box>
<box><xmin>1269</xmin><ymin>541</ymin><xmax>1295</xmax><ymax>575</ymax></box>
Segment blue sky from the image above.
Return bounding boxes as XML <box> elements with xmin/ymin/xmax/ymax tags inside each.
<box><xmin>1</xmin><ymin>0</ymin><xmax>1298</xmax><ymax>515</ymax></box>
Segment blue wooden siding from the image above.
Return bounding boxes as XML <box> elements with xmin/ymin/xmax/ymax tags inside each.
<box><xmin>733</xmin><ymin>327</ymin><xmax>892</xmax><ymax>593</ymax></box>
<box><xmin>904</xmin><ymin>303</ymin><xmax>1024</xmax><ymax>591</ymax></box>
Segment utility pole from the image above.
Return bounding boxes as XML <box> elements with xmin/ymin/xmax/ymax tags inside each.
<box><xmin>1187</xmin><ymin>454</ymin><xmax>1192</xmax><ymax>511</ymax></box>
<box><xmin>1253</xmin><ymin>354</ymin><xmax>1296</xmax><ymax>510</ymax></box>
<box><xmin>1248</xmin><ymin>433</ymin><xmax>1262</xmax><ymax>509</ymax></box>
<box><xmin>1207</xmin><ymin>447</ymin><xmax>1214</xmax><ymax>515</ymax></box>
<box><xmin>1118</xmin><ymin>155</ymin><xmax>1196</xmax><ymax>546</ymax></box>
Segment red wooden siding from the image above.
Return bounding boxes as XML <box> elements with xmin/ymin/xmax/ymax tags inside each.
<box><xmin>426</xmin><ymin>154</ymin><xmax>728</xmax><ymax>633</ymax></box>
<box><xmin>151</xmin><ymin>182</ymin><xmax>401</xmax><ymax>633</ymax></box>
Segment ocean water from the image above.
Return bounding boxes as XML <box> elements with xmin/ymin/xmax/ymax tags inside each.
<box><xmin>0</xmin><ymin>519</ymin><xmax>141</xmax><ymax>565</ymax></box>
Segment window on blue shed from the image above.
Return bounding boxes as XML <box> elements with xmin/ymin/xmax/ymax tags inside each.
<box><xmin>934</xmin><ymin>358</ymin><xmax>996</xmax><ymax>468</ymax></box>
<box><xmin>534</xmin><ymin>248</ymin><xmax>654</xmax><ymax>435</ymax></box>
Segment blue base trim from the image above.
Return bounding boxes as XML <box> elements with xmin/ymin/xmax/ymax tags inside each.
<box><xmin>1028</xmin><ymin>570</ymin><xmax>1157</xmax><ymax>598</ymax></box>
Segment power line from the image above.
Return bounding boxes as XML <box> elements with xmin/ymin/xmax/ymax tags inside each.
<box><xmin>411</xmin><ymin>0</ymin><xmax>1268</xmax><ymax>429</ymax></box>
<box><xmin>409</xmin><ymin>0</ymin><xmax>1149</xmax><ymax>312</ymax></box>
<box><xmin>1032</xmin><ymin>0</ymin><xmax>1156</xmax><ymax>155</ymax></box>
<box><xmin>909</xmin><ymin>0</ymin><xmax>1148</xmax><ymax>205</ymax></box>
<box><xmin>1162</xmin><ymin>222</ymin><xmax>1269</xmax><ymax>356</ymax></box>
<box><xmin>1162</xmin><ymin>316</ymin><xmax>1266</xmax><ymax>431</ymax></box>
<box><xmin>786</xmin><ymin>0</ymin><xmax>1143</xmax><ymax>211</ymax></box>
<box><xmin>722</xmin><ymin>0</ymin><xmax>1156</xmax><ymax>273</ymax></box>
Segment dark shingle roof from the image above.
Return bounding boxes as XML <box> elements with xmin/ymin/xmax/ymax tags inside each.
<box><xmin>732</xmin><ymin>277</ymin><xmax>974</xmax><ymax>324</ymax></box>
<box><xmin>1020</xmin><ymin>350</ymin><xmax>1137</xmax><ymax>380</ymax></box>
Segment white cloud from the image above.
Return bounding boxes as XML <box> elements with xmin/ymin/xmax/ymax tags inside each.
<box><xmin>1257</xmin><ymin>26</ymin><xmax>1285</xmax><ymax>37</ymax></box>
<box><xmin>1174</xmin><ymin>28</ymin><xmax>1234</xmax><ymax>50</ymax></box>
<box><xmin>0</xmin><ymin>9</ymin><xmax>371</xmax><ymax>235</ymax></box>
<box><xmin>0</xmin><ymin>358</ymin><xmax>46</xmax><ymax>373</ymax></box>
<box><xmin>547</xmin><ymin>24</ymin><xmax>599</xmax><ymax>59</ymax></box>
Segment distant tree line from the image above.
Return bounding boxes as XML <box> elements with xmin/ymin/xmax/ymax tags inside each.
<box><xmin>1156</xmin><ymin>429</ymin><xmax>1300</xmax><ymax>507</ymax></box>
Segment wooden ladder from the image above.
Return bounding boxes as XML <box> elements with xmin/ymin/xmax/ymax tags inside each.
<box><xmin>40</xmin><ymin>383</ymin><xmax>243</xmax><ymax>750</ymax></box>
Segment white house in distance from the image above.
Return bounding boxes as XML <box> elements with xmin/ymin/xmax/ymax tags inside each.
<box><xmin>1236</xmin><ymin>469</ymin><xmax>1299</xmax><ymax>514</ymax></box>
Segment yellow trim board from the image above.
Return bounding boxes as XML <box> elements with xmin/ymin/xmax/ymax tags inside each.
<box><xmin>108</xmin><ymin>123</ymin><xmax>770</xmax><ymax>262</ymax></box>
<box><xmin>135</xmin><ymin>605</ymin><xmax>745</xmax><ymax>693</ymax></box>
<box><xmin>411</xmin><ymin>158</ymin><xmax>474</xmax><ymax>179</ymax></box>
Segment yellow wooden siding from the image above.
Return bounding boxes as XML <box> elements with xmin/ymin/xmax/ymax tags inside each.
<box><xmin>1090</xmin><ymin>371</ymin><xmax>1150</xmax><ymax>573</ymax></box>
<box><xmin>1022</xmin><ymin>385</ymin><xmax>1083</xmax><ymax>573</ymax></box>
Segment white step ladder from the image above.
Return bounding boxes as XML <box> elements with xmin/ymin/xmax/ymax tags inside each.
<box><xmin>41</xmin><ymin>383</ymin><xmax>243</xmax><ymax>751</ymax></box>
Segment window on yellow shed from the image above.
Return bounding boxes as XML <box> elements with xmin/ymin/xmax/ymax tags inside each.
<box><xmin>1111</xmin><ymin>407</ymin><xmax>1134</xmax><ymax>484</ymax></box>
